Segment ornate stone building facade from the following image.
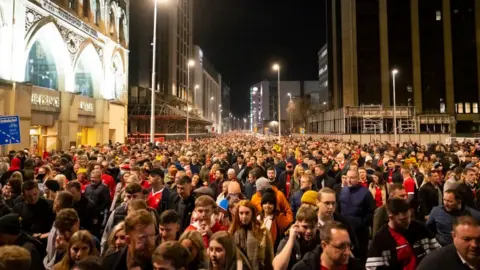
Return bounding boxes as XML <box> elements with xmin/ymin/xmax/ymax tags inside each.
<box><xmin>0</xmin><ymin>0</ymin><xmax>129</xmax><ymax>152</ymax></box>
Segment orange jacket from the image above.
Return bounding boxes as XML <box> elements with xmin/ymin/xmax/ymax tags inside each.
<box><xmin>251</xmin><ymin>186</ymin><xmax>294</xmax><ymax>222</ymax></box>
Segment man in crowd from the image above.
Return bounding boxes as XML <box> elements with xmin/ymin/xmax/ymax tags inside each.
<box><xmin>339</xmin><ymin>169</ymin><xmax>375</xmax><ymax>262</ymax></box>
<box><xmin>427</xmin><ymin>189</ymin><xmax>480</xmax><ymax>246</ymax></box>
<box><xmin>158</xmin><ymin>210</ymin><xmax>180</xmax><ymax>243</ymax></box>
<box><xmin>168</xmin><ymin>175</ymin><xmax>195</xmax><ymax>232</ymax></box>
<box><xmin>273</xmin><ymin>205</ymin><xmax>319</xmax><ymax>270</ymax></box>
<box><xmin>84</xmin><ymin>169</ymin><xmax>110</xmax><ymax>237</ymax></box>
<box><xmin>278</xmin><ymin>163</ymin><xmax>294</xmax><ymax>199</ymax></box>
<box><xmin>383</xmin><ymin>159</ymin><xmax>403</xmax><ymax>184</ymax></box>
<box><xmin>146</xmin><ymin>168</ymin><xmax>169</xmax><ymax>212</ymax></box>
<box><xmin>185</xmin><ymin>195</ymin><xmax>226</xmax><ymax>248</ymax></box>
<box><xmin>454</xmin><ymin>167</ymin><xmax>478</xmax><ymax>209</ymax></box>
<box><xmin>93</xmin><ymin>163</ymin><xmax>116</xmax><ymax>200</ymax></box>
<box><xmin>251</xmin><ymin>177</ymin><xmax>292</xmax><ymax>221</ymax></box>
<box><xmin>367</xmin><ymin>198</ymin><xmax>441</xmax><ymax>269</ymax></box>
<box><xmin>373</xmin><ymin>184</ymin><xmax>408</xmax><ymax>236</ymax></box>
<box><xmin>313</xmin><ymin>164</ymin><xmax>336</xmax><ymax>190</ymax></box>
<box><xmin>0</xmin><ymin>213</ymin><xmax>45</xmax><ymax>270</ymax></box>
<box><xmin>12</xmin><ymin>181</ymin><xmax>54</xmax><ymax>241</ymax></box>
<box><xmin>102</xmin><ymin>210</ymin><xmax>156</xmax><ymax>270</ymax></box>
<box><xmin>290</xmin><ymin>174</ymin><xmax>313</xmax><ymax>217</ymax></box>
<box><xmin>292</xmin><ymin>221</ymin><xmax>363</xmax><ymax>270</ymax></box>
<box><xmin>67</xmin><ymin>181</ymin><xmax>96</xmax><ymax>232</ymax></box>
<box><xmin>245</xmin><ymin>168</ymin><xmax>261</xmax><ymax>199</ymax></box>
<box><xmin>418</xmin><ymin>215</ymin><xmax>480</xmax><ymax>270</ymax></box>
<box><xmin>316</xmin><ymin>188</ymin><xmax>358</xmax><ymax>257</ymax></box>
<box><xmin>418</xmin><ymin>170</ymin><xmax>443</xmax><ymax>222</ymax></box>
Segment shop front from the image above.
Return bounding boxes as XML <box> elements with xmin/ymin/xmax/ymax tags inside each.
<box><xmin>29</xmin><ymin>87</ymin><xmax>61</xmax><ymax>155</ymax></box>
<box><xmin>76</xmin><ymin>96</ymin><xmax>96</xmax><ymax>146</ymax></box>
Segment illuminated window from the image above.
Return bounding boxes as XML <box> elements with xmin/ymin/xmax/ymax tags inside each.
<box><xmin>458</xmin><ymin>103</ymin><xmax>464</xmax><ymax>113</ymax></box>
<box><xmin>25</xmin><ymin>41</ymin><xmax>58</xmax><ymax>90</ymax></box>
<box><xmin>436</xmin><ymin>11</ymin><xmax>441</xmax><ymax>21</ymax></box>
<box><xmin>465</xmin><ymin>102</ymin><xmax>471</xmax><ymax>113</ymax></box>
<box><xmin>74</xmin><ymin>58</ymin><xmax>94</xmax><ymax>97</ymax></box>
<box><xmin>473</xmin><ymin>103</ymin><xmax>479</xmax><ymax>114</ymax></box>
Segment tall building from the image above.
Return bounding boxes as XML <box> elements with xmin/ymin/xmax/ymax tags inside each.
<box><xmin>192</xmin><ymin>45</ymin><xmax>221</xmax><ymax>133</ymax></box>
<box><xmin>318</xmin><ymin>44</ymin><xmax>329</xmax><ymax>110</ymax></box>
<box><xmin>326</xmin><ymin>0</ymin><xmax>480</xmax><ymax>133</ymax></box>
<box><xmin>129</xmin><ymin>0</ymin><xmax>210</xmax><ymax>140</ymax></box>
<box><xmin>0</xmin><ymin>0</ymin><xmax>129</xmax><ymax>151</ymax></box>
<box><xmin>221</xmin><ymin>82</ymin><xmax>231</xmax><ymax>132</ymax></box>
<box><xmin>250</xmin><ymin>81</ymin><xmax>322</xmax><ymax>133</ymax></box>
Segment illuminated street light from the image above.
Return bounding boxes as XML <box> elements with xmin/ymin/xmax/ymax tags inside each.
<box><xmin>272</xmin><ymin>63</ymin><xmax>281</xmax><ymax>141</ymax></box>
<box><xmin>186</xmin><ymin>59</ymin><xmax>195</xmax><ymax>141</ymax></box>
<box><xmin>392</xmin><ymin>69</ymin><xmax>399</xmax><ymax>145</ymax></box>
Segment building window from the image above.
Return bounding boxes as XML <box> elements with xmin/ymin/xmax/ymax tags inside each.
<box><xmin>74</xmin><ymin>57</ymin><xmax>94</xmax><ymax>97</ymax></box>
<box><xmin>69</xmin><ymin>0</ymin><xmax>75</xmax><ymax>9</ymax></box>
<box><xmin>465</xmin><ymin>102</ymin><xmax>471</xmax><ymax>113</ymax></box>
<box><xmin>109</xmin><ymin>10</ymin><xmax>115</xmax><ymax>35</ymax></box>
<box><xmin>458</xmin><ymin>103</ymin><xmax>464</xmax><ymax>113</ymax></box>
<box><xmin>94</xmin><ymin>0</ymin><xmax>101</xmax><ymax>25</ymax></box>
<box><xmin>83</xmin><ymin>0</ymin><xmax>89</xmax><ymax>18</ymax></box>
<box><xmin>473</xmin><ymin>103</ymin><xmax>479</xmax><ymax>114</ymax></box>
<box><xmin>436</xmin><ymin>10</ymin><xmax>441</xmax><ymax>21</ymax></box>
<box><xmin>25</xmin><ymin>41</ymin><xmax>58</xmax><ymax>90</ymax></box>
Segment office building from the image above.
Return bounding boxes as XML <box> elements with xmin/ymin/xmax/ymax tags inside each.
<box><xmin>326</xmin><ymin>0</ymin><xmax>480</xmax><ymax>133</ymax></box>
<box><xmin>128</xmin><ymin>0</ymin><xmax>210</xmax><ymax>140</ymax></box>
<box><xmin>250</xmin><ymin>81</ymin><xmax>323</xmax><ymax>133</ymax></box>
<box><xmin>221</xmin><ymin>82</ymin><xmax>231</xmax><ymax>132</ymax></box>
<box><xmin>0</xmin><ymin>0</ymin><xmax>129</xmax><ymax>152</ymax></box>
<box><xmin>318</xmin><ymin>44</ymin><xmax>329</xmax><ymax>110</ymax></box>
<box><xmin>192</xmin><ymin>45</ymin><xmax>222</xmax><ymax>133</ymax></box>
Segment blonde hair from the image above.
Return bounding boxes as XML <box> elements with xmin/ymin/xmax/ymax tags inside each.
<box><xmin>106</xmin><ymin>222</ymin><xmax>125</xmax><ymax>255</ymax></box>
<box><xmin>178</xmin><ymin>231</ymin><xmax>207</xmax><ymax>264</ymax></box>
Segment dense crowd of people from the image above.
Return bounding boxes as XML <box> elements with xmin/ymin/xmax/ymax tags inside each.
<box><xmin>0</xmin><ymin>134</ymin><xmax>479</xmax><ymax>270</ymax></box>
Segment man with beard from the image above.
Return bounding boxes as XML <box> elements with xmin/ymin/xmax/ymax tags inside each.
<box><xmin>273</xmin><ymin>205</ymin><xmax>319</xmax><ymax>270</ymax></box>
<box><xmin>267</xmin><ymin>166</ymin><xmax>286</xmax><ymax>195</ymax></box>
<box><xmin>418</xmin><ymin>215</ymin><xmax>480</xmax><ymax>270</ymax></box>
<box><xmin>102</xmin><ymin>209</ymin><xmax>156</xmax><ymax>270</ymax></box>
<box><xmin>292</xmin><ymin>221</ymin><xmax>363</xmax><ymax>270</ymax></box>
<box><xmin>367</xmin><ymin>198</ymin><xmax>441</xmax><ymax>269</ymax></box>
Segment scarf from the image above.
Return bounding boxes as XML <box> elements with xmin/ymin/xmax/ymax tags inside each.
<box><xmin>234</xmin><ymin>228</ymin><xmax>266</xmax><ymax>270</ymax></box>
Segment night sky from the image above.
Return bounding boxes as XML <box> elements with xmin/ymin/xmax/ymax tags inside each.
<box><xmin>193</xmin><ymin>0</ymin><xmax>326</xmax><ymax>117</ymax></box>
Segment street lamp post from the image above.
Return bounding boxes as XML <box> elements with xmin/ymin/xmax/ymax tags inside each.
<box><xmin>149</xmin><ymin>0</ymin><xmax>159</xmax><ymax>143</ymax></box>
<box><xmin>272</xmin><ymin>64</ymin><xmax>281</xmax><ymax>141</ymax></box>
<box><xmin>186</xmin><ymin>60</ymin><xmax>195</xmax><ymax>141</ymax></box>
<box><xmin>392</xmin><ymin>69</ymin><xmax>399</xmax><ymax>145</ymax></box>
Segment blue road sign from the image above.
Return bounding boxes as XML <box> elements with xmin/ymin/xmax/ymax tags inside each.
<box><xmin>0</xmin><ymin>116</ymin><xmax>21</xmax><ymax>146</ymax></box>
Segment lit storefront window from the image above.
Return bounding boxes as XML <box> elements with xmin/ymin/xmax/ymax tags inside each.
<box><xmin>25</xmin><ymin>41</ymin><xmax>58</xmax><ymax>90</ymax></box>
<box><xmin>465</xmin><ymin>103</ymin><xmax>471</xmax><ymax>113</ymax></box>
<box><xmin>74</xmin><ymin>58</ymin><xmax>94</xmax><ymax>97</ymax></box>
<box><xmin>457</xmin><ymin>103</ymin><xmax>464</xmax><ymax>113</ymax></box>
<box><xmin>473</xmin><ymin>103</ymin><xmax>479</xmax><ymax>114</ymax></box>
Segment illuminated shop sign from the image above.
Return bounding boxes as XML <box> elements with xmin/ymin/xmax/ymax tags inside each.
<box><xmin>31</xmin><ymin>93</ymin><xmax>60</xmax><ymax>108</ymax></box>
<box><xmin>79</xmin><ymin>102</ymin><xmax>94</xmax><ymax>112</ymax></box>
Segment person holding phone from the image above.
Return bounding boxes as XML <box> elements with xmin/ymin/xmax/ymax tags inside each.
<box><xmin>272</xmin><ymin>205</ymin><xmax>319</xmax><ymax>270</ymax></box>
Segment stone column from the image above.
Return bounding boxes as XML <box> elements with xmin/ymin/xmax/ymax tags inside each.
<box><xmin>411</xmin><ymin>0</ymin><xmax>423</xmax><ymax>113</ymax></box>
<box><xmin>443</xmin><ymin>0</ymin><xmax>455</xmax><ymax>114</ymax></box>
<box><xmin>379</xmin><ymin>0</ymin><xmax>390</xmax><ymax>106</ymax></box>
<box><xmin>341</xmin><ymin>0</ymin><xmax>358</xmax><ymax>106</ymax></box>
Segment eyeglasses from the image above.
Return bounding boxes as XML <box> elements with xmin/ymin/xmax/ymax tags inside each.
<box><xmin>328</xmin><ymin>242</ymin><xmax>353</xmax><ymax>251</ymax></box>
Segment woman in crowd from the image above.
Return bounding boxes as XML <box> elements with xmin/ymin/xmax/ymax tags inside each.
<box><xmin>36</xmin><ymin>165</ymin><xmax>53</xmax><ymax>184</ymax></box>
<box><xmin>53</xmin><ymin>230</ymin><xmax>99</xmax><ymax>270</ymax></box>
<box><xmin>208</xmin><ymin>231</ymin><xmax>252</xmax><ymax>270</ymax></box>
<box><xmin>179</xmin><ymin>230</ymin><xmax>209</xmax><ymax>270</ymax></box>
<box><xmin>3</xmin><ymin>178</ymin><xmax>22</xmax><ymax>207</ymax></box>
<box><xmin>257</xmin><ymin>190</ymin><xmax>292</xmax><ymax>252</ymax></box>
<box><xmin>192</xmin><ymin>173</ymin><xmax>204</xmax><ymax>190</ymax></box>
<box><xmin>103</xmin><ymin>221</ymin><xmax>126</xmax><ymax>256</ymax></box>
<box><xmin>54</xmin><ymin>174</ymin><xmax>68</xmax><ymax>190</ymax></box>
<box><xmin>216</xmin><ymin>181</ymin><xmax>231</xmax><ymax>205</ymax></box>
<box><xmin>210</xmin><ymin>163</ymin><xmax>221</xmax><ymax>185</ymax></box>
<box><xmin>291</xmin><ymin>165</ymin><xmax>305</xmax><ymax>196</ymax></box>
<box><xmin>369</xmin><ymin>171</ymin><xmax>388</xmax><ymax>208</ymax></box>
<box><xmin>110</xmin><ymin>172</ymin><xmax>130</xmax><ymax>211</ymax></box>
<box><xmin>228</xmin><ymin>200</ymin><xmax>273</xmax><ymax>270</ymax></box>
<box><xmin>327</xmin><ymin>162</ymin><xmax>340</xmax><ymax>180</ymax></box>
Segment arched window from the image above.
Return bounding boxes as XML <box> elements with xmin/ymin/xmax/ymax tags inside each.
<box><xmin>25</xmin><ymin>40</ymin><xmax>58</xmax><ymax>90</ymax></box>
<box><xmin>109</xmin><ymin>9</ymin><xmax>115</xmax><ymax>35</ymax></box>
<box><xmin>119</xmin><ymin>15</ymin><xmax>125</xmax><ymax>42</ymax></box>
<box><xmin>94</xmin><ymin>0</ymin><xmax>101</xmax><ymax>25</ymax></box>
<box><xmin>112</xmin><ymin>55</ymin><xmax>124</xmax><ymax>99</ymax></box>
<box><xmin>74</xmin><ymin>57</ymin><xmax>94</xmax><ymax>97</ymax></box>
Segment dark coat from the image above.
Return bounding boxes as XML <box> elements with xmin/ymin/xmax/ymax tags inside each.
<box><xmin>14</xmin><ymin>232</ymin><xmax>46</xmax><ymax>270</ymax></box>
<box><xmin>367</xmin><ymin>220</ymin><xmax>441</xmax><ymax>269</ymax></box>
<box><xmin>276</xmin><ymin>171</ymin><xmax>292</xmax><ymax>196</ymax></box>
<box><xmin>73</xmin><ymin>194</ymin><xmax>97</xmax><ymax>232</ymax></box>
<box><xmin>12</xmin><ymin>198</ymin><xmax>54</xmax><ymax>234</ymax></box>
<box><xmin>292</xmin><ymin>245</ymin><xmax>364</xmax><ymax>270</ymax></box>
<box><xmin>155</xmin><ymin>185</ymin><xmax>171</xmax><ymax>215</ymax></box>
<box><xmin>313</xmin><ymin>174</ymin><xmax>336</xmax><ymax>190</ymax></box>
<box><xmin>418</xmin><ymin>182</ymin><xmax>443</xmax><ymax>220</ymax></box>
<box><xmin>383</xmin><ymin>168</ymin><xmax>403</xmax><ymax>184</ymax></box>
<box><xmin>417</xmin><ymin>244</ymin><xmax>472</xmax><ymax>270</ymax></box>
<box><xmin>102</xmin><ymin>246</ymin><xmax>153</xmax><ymax>270</ymax></box>
<box><xmin>168</xmin><ymin>193</ymin><xmax>195</xmax><ymax>232</ymax></box>
<box><xmin>339</xmin><ymin>185</ymin><xmax>375</xmax><ymax>229</ymax></box>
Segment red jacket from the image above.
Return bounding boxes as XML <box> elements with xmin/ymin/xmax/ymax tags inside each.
<box><xmin>102</xmin><ymin>174</ymin><xmax>116</xmax><ymax>200</ymax></box>
<box><xmin>185</xmin><ymin>221</ymin><xmax>226</xmax><ymax>248</ymax></box>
